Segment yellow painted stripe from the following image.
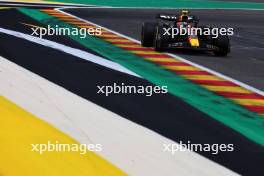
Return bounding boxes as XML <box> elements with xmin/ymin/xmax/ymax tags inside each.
<box><xmin>41</xmin><ymin>9</ymin><xmax>54</xmax><ymax>12</ymax></box>
<box><xmin>0</xmin><ymin>7</ymin><xmax>12</xmax><ymax>9</ymax></box>
<box><xmin>144</xmin><ymin>57</ymin><xmax>179</xmax><ymax>62</ymax></box>
<box><xmin>58</xmin><ymin>18</ymin><xmax>80</xmax><ymax>21</ymax></box>
<box><xmin>101</xmin><ymin>35</ymin><xmax>124</xmax><ymax>39</ymax></box>
<box><xmin>0</xmin><ymin>96</ymin><xmax>127</xmax><ymax>176</ymax></box>
<box><xmin>101</xmin><ymin>30</ymin><xmax>113</xmax><ymax>33</ymax></box>
<box><xmin>77</xmin><ymin>25</ymin><xmax>96</xmax><ymax>28</ymax></box>
<box><xmin>130</xmin><ymin>51</ymin><xmax>159</xmax><ymax>54</ymax></box>
<box><xmin>116</xmin><ymin>44</ymin><xmax>142</xmax><ymax>48</ymax></box>
<box><xmin>47</xmin><ymin>14</ymin><xmax>69</xmax><ymax>17</ymax></box>
<box><xmin>52</xmin><ymin>15</ymin><xmax>72</xmax><ymax>18</ymax></box>
<box><xmin>77</xmin><ymin>25</ymin><xmax>95</xmax><ymax>28</ymax></box>
<box><xmin>164</xmin><ymin>65</ymin><xmax>199</xmax><ymax>71</ymax></box>
<box><xmin>203</xmin><ymin>85</ymin><xmax>251</xmax><ymax>93</ymax></box>
<box><xmin>65</xmin><ymin>22</ymin><xmax>87</xmax><ymax>25</ymax></box>
<box><xmin>65</xmin><ymin>20</ymin><xmax>86</xmax><ymax>23</ymax></box>
<box><xmin>232</xmin><ymin>98</ymin><xmax>264</xmax><ymax>106</ymax></box>
<box><xmin>183</xmin><ymin>75</ymin><xmax>223</xmax><ymax>81</ymax></box>
<box><xmin>102</xmin><ymin>34</ymin><xmax>120</xmax><ymax>37</ymax></box>
<box><xmin>105</xmin><ymin>39</ymin><xmax>130</xmax><ymax>42</ymax></box>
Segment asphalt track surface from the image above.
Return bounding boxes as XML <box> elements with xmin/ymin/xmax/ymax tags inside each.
<box><xmin>66</xmin><ymin>8</ymin><xmax>264</xmax><ymax>91</ymax></box>
<box><xmin>0</xmin><ymin>8</ymin><xmax>264</xmax><ymax>175</ymax></box>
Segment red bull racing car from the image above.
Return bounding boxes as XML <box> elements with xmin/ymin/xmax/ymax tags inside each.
<box><xmin>141</xmin><ymin>10</ymin><xmax>231</xmax><ymax>56</ymax></box>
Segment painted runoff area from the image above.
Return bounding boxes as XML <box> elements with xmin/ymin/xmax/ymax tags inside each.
<box><xmin>0</xmin><ymin>59</ymin><xmax>126</xmax><ymax>176</ymax></box>
<box><xmin>0</xmin><ymin>56</ymin><xmax>237</xmax><ymax>175</ymax></box>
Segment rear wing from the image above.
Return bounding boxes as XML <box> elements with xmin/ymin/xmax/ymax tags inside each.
<box><xmin>156</xmin><ymin>14</ymin><xmax>178</xmax><ymax>21</ymax></box>
<box><xmin>156</xmin><ymin>14</ymin><xmax>199</xmax><ymax>23</ymax></box>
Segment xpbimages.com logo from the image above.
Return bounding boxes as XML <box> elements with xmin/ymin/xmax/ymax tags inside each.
<box><xmin>31</xmin><ymin>141</ymin><xmax>102</xmax><ymax>155</ymax></box>
<box><xmin>97</xmin><ymin>82</ymin><xmax>168</xmax><ymax>96</ymax></box>
<box><xmin>31</xmin><ymin>25</ymin><xmax>102</xmax><ymax>38</ymax></box>
<box><xmin>163</xmin><ymin>141</ymin><xmax>234</xmax><ymax>155</ymax></box>
<box><xmin>162</xmin><ymin>26</ymin><xmax>234</xmax><ymax>38</ymax></box>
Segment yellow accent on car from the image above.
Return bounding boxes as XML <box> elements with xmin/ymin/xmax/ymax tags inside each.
<box><xmin>189</xmin><ymin>38</ymin><xmax>200</xmax><ymax>47</ymax></box>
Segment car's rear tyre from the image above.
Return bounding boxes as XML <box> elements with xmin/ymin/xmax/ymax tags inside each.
<box><xmin>197</xmin><ymin>25</ymin><xmax>212</xmax><ymax>42</ymax></box>
<box><xmin>213</xmin><ymin>35</ymin><xmax>230</xmax><ymax>57</ymax></box>
<box><xmin>141</xmin><ymin>22</ymin><xmax>156</xmax><ymax>47</ymax></box>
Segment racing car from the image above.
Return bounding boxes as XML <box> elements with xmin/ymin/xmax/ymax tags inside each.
<box><xmin>141</xmin><ymin>10</ymin><xmax>230</xmax><ymax>56</ymax></box>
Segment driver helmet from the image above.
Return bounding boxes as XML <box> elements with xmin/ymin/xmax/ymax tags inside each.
<box><xmin>180</xmin><ymin>9</ymin><xmax>190</xmax><ymax>16</ymax></box>
<box><xmin>179</xmin><ymin>9</ymin><xmax>190</xmax><ymax>21</ymax></box>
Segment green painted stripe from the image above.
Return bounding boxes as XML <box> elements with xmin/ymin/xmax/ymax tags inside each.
<box><xmin>46</xmin><ymin>0</ymin><xmax>264</xmax><ymax>10</ymax></box>
<box><xmin>19</xmin><ymin>8</ymin><xmax>264</xmax><ymax>146</ymax></box>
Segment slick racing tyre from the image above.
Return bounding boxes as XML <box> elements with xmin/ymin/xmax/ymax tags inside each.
<box><xmin>213</xmin><ymin>35</ymin><xmax>230</xmax><ymax>57</ymax></box>
<box><xmin>141</xmin><ymin>22</ymin><xmax>157</xmax><ymax>47</ymax></box>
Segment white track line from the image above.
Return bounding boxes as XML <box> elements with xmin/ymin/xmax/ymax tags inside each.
<box><xmin>0</xmin><ymin>27</ymin><xmax>140</xmax><ymax>77</ymax></box>
<box><xmin>58</xmin><ymin>7</ymin><xmax>264</xmax><ymax>96</ymax></box>
<box><xmin>0</xmin><ymin>55</ymin><xmax>238</xmax><ymax>175</ymax></box>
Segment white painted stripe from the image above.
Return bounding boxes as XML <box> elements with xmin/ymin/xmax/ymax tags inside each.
<box><xmin>0</xmin><ymin>55</ymin><xmax>238</xmax><ymax>176</ymax></box>
<box><xmin>57</xmin><ymin>8</ymin><xmax>264</xmax><ymax>96</ymax></box>
<box><xmin>0</xmin><ymin>27</ymin><xmax>140</xmax><ymax>78</ymax></box>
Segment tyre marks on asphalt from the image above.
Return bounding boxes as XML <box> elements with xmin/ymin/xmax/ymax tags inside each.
<box><xmin>0</xmin><ymin>8</ymin><xmax>107</xmax><ymax>58</ymax></box>
<box><xmin>41</xmin><ymin>8</ymin><xmax>264</xmax><ymax>116</ymax></box>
